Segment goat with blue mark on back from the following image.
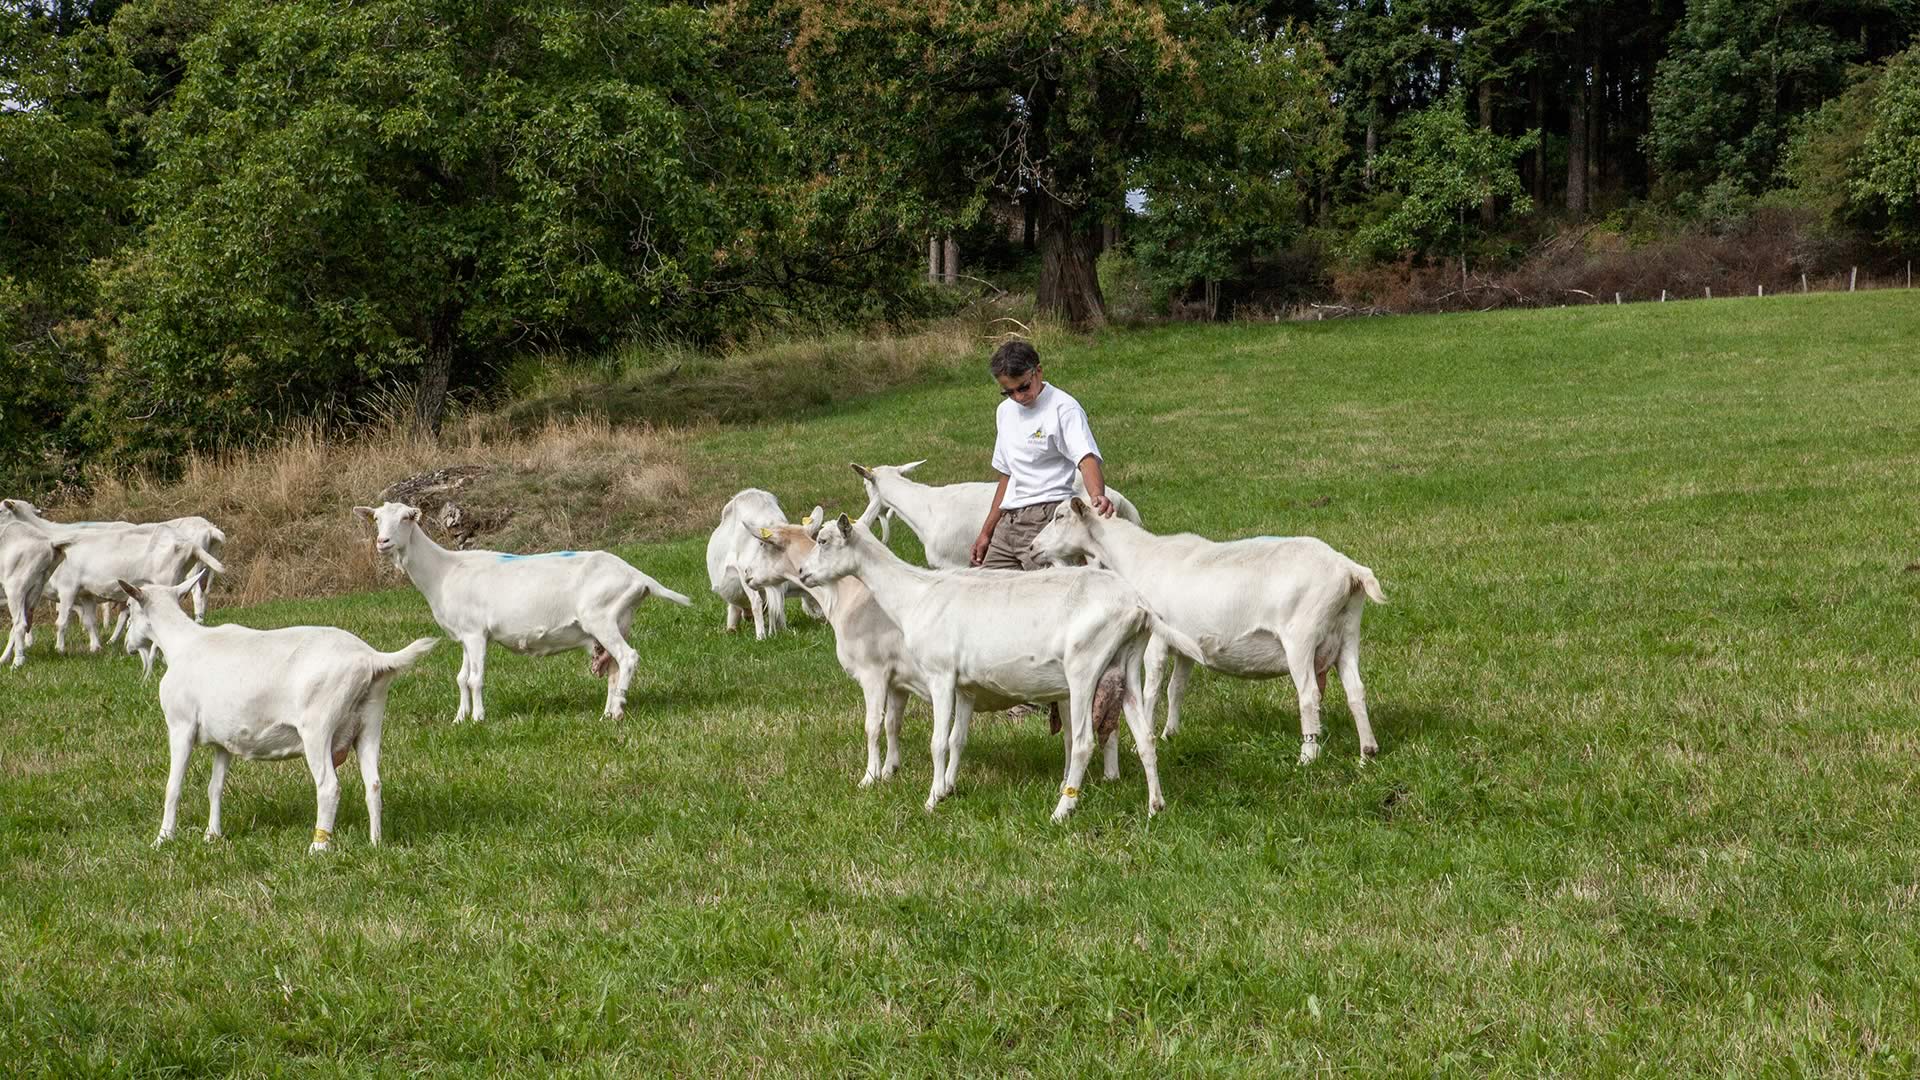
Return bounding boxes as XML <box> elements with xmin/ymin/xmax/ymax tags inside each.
<box><xmin>355</xmin><ymin>501</ymin><xmax>693</xmax><ymax>723</ymax></box>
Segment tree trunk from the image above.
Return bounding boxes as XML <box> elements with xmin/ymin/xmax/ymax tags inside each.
<box><xmin>1479</xmin><ymin>78</ymin><xmax>1498</xmax><ymax>227</ymax></box>
<box><xmin>414</xmin><ymin>305</ymin><xmax>457</xmax><ymax>436</ymax></box>
<box><xmin>1532</xmin><ymin>72</ymin><xmax>1546</xmax><ymax>206</ymax></box>
<box><xmin>1587</xmin><ymin>47</ymin><xmax>1603</xmax><ymax>204</ymax></box>
<box><xmin>1036</xmin><ymin>196</ymin><xmax>1105</xmax><ymax>328</ymax></box>
<box><xmin>1364</xmin><ymin>113</ymin><xmax>1378</xmax><ymax>190</ymax></box>
<box><xmin>929</xmin><ymin>236</ymin><xmax>940</xmax><ymax>282</ymax></box>
<box><xmin>1565</xmin><ymin>56</ymin><xmax>1588</xmax><ymax>218</ymax></box>
<box><xmin>943</xmin><ymin>236</ymin><xmax>958</xmax><ymax>286</ymax></box>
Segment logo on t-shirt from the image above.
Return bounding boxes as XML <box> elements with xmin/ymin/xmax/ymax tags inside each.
<box><xmin>1029</xmin><ymin>427</ymin><xmax>1045</xmax><ymax>440</ymax></box>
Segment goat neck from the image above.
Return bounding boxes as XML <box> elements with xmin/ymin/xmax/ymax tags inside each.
<box><xmin>133</xmin><ymin>589</ymin><xmax>203</xmax><ymax>656</ymax></box>
<box><xmin>839</xmin><ymin>528</ymin><xmax>935</xmax><ymax>621</ymax></box>
<box><xmin>1075</xmin><ymin>511</ymin><xmax>1152</xmax><ymax>574</ymax></box>
<box><xmin>389</xmin><ymin>516</ymin><xmax>460</xmax><ymax>597</ymax></box>
<box><xmin>870</xmin><ymin>472</ymin><xmax>942</xmax><ymax>544</ymax></box>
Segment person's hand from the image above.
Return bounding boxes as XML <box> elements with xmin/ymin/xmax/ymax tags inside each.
<box><xmin>970</xmin><ymin>531</ymin><xmax>992</xmax><ymax>566</ymax></box>
<box><xmin>1091</xmin><ymin>493</ymin><xmax>1116</xmax><ymax>518</ymax></box>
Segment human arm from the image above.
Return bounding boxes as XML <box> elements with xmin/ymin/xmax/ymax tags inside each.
<box><xmin>1077</xmin><ymin>455</ymin><xmax>1115</xmax><ymax>517</ymax></box>
<box><xmin>970</xmin><ymin>472</ymin><xmax>1011</xmax><ymax>566</ymax></box>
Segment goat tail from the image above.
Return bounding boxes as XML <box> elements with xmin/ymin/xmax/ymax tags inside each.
<box><xmin>376</xmin><ymin>636</ymin><xmax>440</xmax><ymax>675</ymax></box>
<box><xmin>207</xmin><ymin>526</ymin><xmax>229</xmax><ymax>547</ymax></box>
<box><xmin>1350</xmin><ymin>563</ymin><xmax>1387</xmax><ymax>605</ymax></box>
<box><xmin>191</xmin><ymin>544</ymin><xmax>227</xmax><ymax>576</ymax></box>
<box><xmin>1141</xmin><ymin>610</ymin><xmax>1206</xmax><ymax>664</ymax></box>
<box><xmin>634</xmin><ymin>573</ymin><xmax>693</xmax><ymax>608</ymax></box>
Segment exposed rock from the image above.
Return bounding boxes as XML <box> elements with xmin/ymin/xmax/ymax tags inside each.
<box><xmin>379</xmin><ymin>465</ymin><xmax>492</xmax><ymax>513</ymax></box>
<box><xmin>438</xmin><ymin>501</ymin><xmax>515</xmax><ymax>550</ymax></box>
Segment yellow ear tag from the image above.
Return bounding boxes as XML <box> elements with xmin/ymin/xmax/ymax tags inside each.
<box><xmin>312</xmin><ymin>827</ymin><xmax>332</xmax><ymax>845</ymax></box>
<box><xmin>801</xmin><ymin>515</ymin><xmax>812</xmax><ymax>526</ymax></box>
<box><xmin>759</xmin><ymin>528</ymin><xmax>772</xmax><ymax>539</ymax></box>
<box><xmin>1060</xmin><ymin>785</ymin><xmax>1080</xmax><ymax>799</ymax></box>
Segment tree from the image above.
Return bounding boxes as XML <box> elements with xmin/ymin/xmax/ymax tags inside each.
<box><xmin>1647</xmin><ymin>0</ymin><xmax>1853</xmax><ymax>201</ymax></box>
<box><xmin>0</xmin><ymin>2</ymin><xmax>130</xmax><ymax>486</ymax></box>
<box><xmin>99</xmin><ymin>0</ymin><xmax>775</xmax><ymax>453</ymax></box>
<box><xmin>755</xmin><ymin>0</ymin><xmax>1339</xmax><ymax>327</ymax></box>
<box><xmin>1851</xmin><ymin>42</ymin><xmax>1920</xmax><ymax>245</ymax></box>
<box><xmin>1357</xmin><ymin>90</ymin><xmax>1537</xmax><ymax>267</ymax></box>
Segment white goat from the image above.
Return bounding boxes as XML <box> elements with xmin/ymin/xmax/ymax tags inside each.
<box><xmin>706</xmin><ymin>488</ymin><xmax>802</xmax><ymax>639</ymax></box>
<box><xmin>0</xmin><ymin>499</ymin><xmax>225</xmax><ymax>622</ymax></box>
<box><xmin>1030</xmin><ymin>498</ymin><xmax>1386</xmax><ymax>763</ymax></box>
<box><xmin>356</xmin><ymin>501</ymin><xmax>692</xmax><ymax>723</ymax></box>
<box><xmin>0</xmin><ymin>514</ymin><xmax>227</xmax><ymax>654</ymax></box>
<box><xmin>795</xmin><ymin>513</ymin><xmax>1188</xmax><ymax>821</ymax></box>
<box><xmin>0</xmin><ymin>524</ymin><xmax>70</xmax><ymax>668</ymax></box>
<box><xmin>850</xmin><ymin>461</ymin><xmax>1143</xmax><ymax>569</ymax></box>
<box><xmin>119</xmin><ymin>573</ymin><xmax>437</xmax><ymax>852</ymax></box>
<box><xmin>736</xmin><ymin>507</ymin><xmax>1129</xmax><ymax>789</ymax></box>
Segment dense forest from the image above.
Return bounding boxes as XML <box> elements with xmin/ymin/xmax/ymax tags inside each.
<box><xmin>4</xmin><ymin>0</ymin><xmax>1918</xmax><ymax>485</ymax></box>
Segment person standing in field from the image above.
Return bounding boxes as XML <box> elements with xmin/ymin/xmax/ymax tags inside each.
<box><xmin>969</xmin><ymin>339</ymin><xmax>1127</xmax><ymax>739</ymax></box>
<box><xmin>969</xmin><ymin>339</ymin><xmax>1116</xmax><ymax>568</ymax></box>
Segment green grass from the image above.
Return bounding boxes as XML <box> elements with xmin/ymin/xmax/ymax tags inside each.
<box><xmin>7</xmin><ymin>291</ymin><xmax>1920</xmax><ymax>1074</ymax></box>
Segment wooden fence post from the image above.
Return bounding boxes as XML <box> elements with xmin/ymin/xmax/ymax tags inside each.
<box><xmin>943</xmin><ymin>237</ymin><xmax>958</xmax><ymax>286</ymax></box>
<box><xmin>1706</xmin><ymin>286</ymin><xmax>1712</xmax><ymax>299</ymax></box>
<box><xmin>1801</xmin><ymin>273</ymin><xmax>1808</xmax><ymax>293</ymax></box>
<box><xmin>1850</xmin><ymin>266</ymin><xmax>1857</xmax><ymax>292</ymax></box>
<box><xmin>1615</xmin><ymin>292</ymin><xmax>1621</xmax><ymax>305</ymax></box>
<box><xmin>1660</xmin><ymin>289</ymin><xmax>1667</xmax><ymax>302</ymax></box>
<box><xmin>1758</xmin><ymin>285</ymin><xmax>1764</xmax><ymax>297</ymax></box>
<box><xmin>928</xmin><ymin>237</ymin><xmax>940</xmax><ymax>284</ymax></box>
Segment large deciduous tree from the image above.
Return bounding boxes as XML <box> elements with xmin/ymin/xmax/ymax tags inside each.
<box><xmin>0</xmin><ymin>2</ymin><xmax>130</xmax><ymax>486</ymax></box>
<box><xmin>751</xmin><ymin>0</ymin><xmax>1339</xmax><ymax>327</ymax></box>
<box><xmin>101</xmin><ymin>0</ymin><xmax>772</xmax><ymax>450</ymax></box>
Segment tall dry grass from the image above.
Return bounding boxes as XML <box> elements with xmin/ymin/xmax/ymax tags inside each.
<box><xmin>48</xmin><ymin>314</ymin><xmax>1014</xmax><ymax>605</ymax></box>
<box><xmin>65</xmin><ymin>414</ymin><xmax>693</xmax><ymax>605</ymax></box>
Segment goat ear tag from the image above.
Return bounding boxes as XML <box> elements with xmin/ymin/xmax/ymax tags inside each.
<box><xmin>759</xmin><ymin>528</ymin><xmax>772</xmax><ymax>539</ymax></box>
<box><xmin>800</xmin><ymin>515</ymin><xmax>812</xmax><ymax>526</ymax></box>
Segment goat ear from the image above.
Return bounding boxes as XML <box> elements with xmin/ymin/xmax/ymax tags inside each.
<box><xmin>352</xmin><ymin>506</ymin><xmax>376</xmax><ymax>521</ymax></box>
<box><xmin>836</xmin><ymin>513</ymin><xmax>853</xmax><ymax>539</ymax></box>
<box><xmin>170</xmin><ymin>569</ymin><xmax>206</xmax><ymax>596</ymax></box>
<box><xmin>401</xmin><ymin>505</ymin><xmax>420</xmax><ymax>521</ymax></box>
<box><xmin>116</xmin><ymin>579</ymin><xmax>143</xmax><ymax>603</ymax></box>
<box><xmin>850</xmin><ymin>463</ymin><xmax>873</xmax><ymax>481</ymax></box>
<box><xmin>1070</xmin><ymin>496</ymin><xmax>1088</xmax><ymax>516</ymax></box>
<box><xmin>898</xmin><ymin>459</ymin><xmax>926</xmax><ymax>475</ymax></box>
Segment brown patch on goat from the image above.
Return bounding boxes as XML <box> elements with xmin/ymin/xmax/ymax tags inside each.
<box><xmin>588</xmin><ymin>643</ymin><xmax>616</xmax><ymax>679</ymax></box>
<box><xmin>1090</xmin><ymin>667</ymin><xmax>1126</xmax><ymax>744</ymax></box>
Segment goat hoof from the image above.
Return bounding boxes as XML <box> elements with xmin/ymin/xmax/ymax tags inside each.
<box><xmin>308</xmin><ymin>841</ymin><xmax>332</xmax><ymax>854</ymax></box>
<box><xmin>1148</xmin><ymin>796</ymin><xmax>1166</xmax><ymax>816</ymax></box>
<box><xmin>1103</xmin><ymin>767</ymin><xmax>1121</xmax><ymax>782</ymax></box>
<box><xmin>858</xmin><ymin>772</ymin><xmax>877</xmax><ymax>788</ymax></box>
<box><xmin>151</xmin><ymin>832</ymin><xmax>172</xmax><ymax>849</ymax></box>
<box><xmin>1050</xmin><ymin>801</ymin><xmax>1076</xmax><ymax>824</ymax></box>
<box><xmin>204</xmin><ymin>831</ymin><xmax>222</xmax><ymax>843</ymax></box>
<box><xmin>1362</xmin><ymin>742</ymin><xmax>1380</xmax><ymax>759</ymax></box>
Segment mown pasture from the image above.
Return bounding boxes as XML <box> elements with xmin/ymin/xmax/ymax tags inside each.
<box><xmin>5</xmin><ymin>291</ymin><xmax>1920</xmax><ymax>1074</ymax></box>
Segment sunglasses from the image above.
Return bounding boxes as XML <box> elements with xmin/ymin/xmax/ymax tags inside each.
<box><xmin>999</xmin><ymin>374</ymin><xmax>1039</xmax><ymax>398</ymax></box>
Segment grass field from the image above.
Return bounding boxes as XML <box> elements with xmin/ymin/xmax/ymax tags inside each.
<box><xmin>5</xmin><ymin>291</ymin><xmax>1920</xmax><ymax>1074</ymax></box>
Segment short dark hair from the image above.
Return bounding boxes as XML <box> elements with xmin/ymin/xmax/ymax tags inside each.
<box><xmin>990</xmin><ymin>340</ymin><xmax>1040</xmax><ymax>379</ymax></box>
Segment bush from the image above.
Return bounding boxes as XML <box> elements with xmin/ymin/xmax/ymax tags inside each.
<box><xmin>1095</xmin><ymin>249</ymin><xmax>1165</xmax><ymax>323</ymax></box>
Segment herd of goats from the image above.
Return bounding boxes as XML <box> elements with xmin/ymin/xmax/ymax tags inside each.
<box><xmin>0</xmin><ymin>460</ymin><xmax>1385</xmax><ymax>851</ymax></box>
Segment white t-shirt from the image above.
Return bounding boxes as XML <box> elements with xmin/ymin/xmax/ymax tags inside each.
<box><xmin>991</xmin><ymin>384</ymin><xmax>1102</xmax><ymax>509</ymax></box>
